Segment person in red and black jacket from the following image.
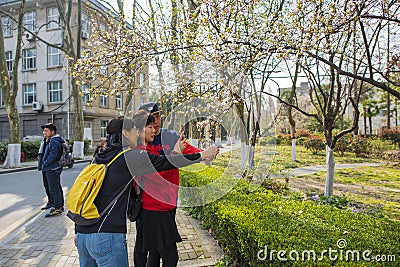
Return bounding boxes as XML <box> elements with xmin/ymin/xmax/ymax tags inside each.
<box><xmin>134</xmin><ymin>106</ymin><xmax>202</xmax><ymax>267</ymax></box>
<box><xmin>75</xmin><ymin>112</ymin><xmax>219</xmax><ymax>267</ymax></box>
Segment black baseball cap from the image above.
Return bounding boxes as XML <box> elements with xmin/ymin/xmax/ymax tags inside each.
<box><xmin>41</xmin><ymin>123</ymin><xmax>57</xmax><ymax>132</ymax></box>
<box><xmin>138</xmin><ymin>102</ymin><xmax>161</xmax><ymax>114</ymax></box>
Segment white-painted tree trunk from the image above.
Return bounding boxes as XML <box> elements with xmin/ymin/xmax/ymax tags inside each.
<box><xmin>72</xmin><ymin>141</ymin><xmax>85</xmax><ymax>159</ymax></box>
<box><xmin>248</xmin><ymin>145</ymin><xmax>255</xmax><ymax>169</ymax></box>
<box><xmin>291</xmin><ymin>138</ymin><xmax>297</xmax><ymax>162</ymax></box>
<box><xmin>241</xmin><ymin>142</ymin><xmax>248</xmax><ymax>168</ymax></box>
<box><xmin>3</xmin><ymin>144</ymin><xmax>21</xmax><ymax>168</ymax></box>
<box><xmin>324</xmin><ymin>145</ymin><xmax>335</xmax><ymax>196</ymax></box>
<box><xmin>189</xmin><ymin>138</ymin><xmax>199</xmax><ymax>148</ymax></box>
<box><xmin>215</xmin><ymin>137</ymin><xmax>222</xmax><ymax>147</ymax></box>
<box><xmin>226</xmin><ymin>136</ymin><xmax>234</xmax><ymax>145</ymax></box>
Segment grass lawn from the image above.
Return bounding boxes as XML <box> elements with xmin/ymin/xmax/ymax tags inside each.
<box><xmin>296</xmin><ymin>165</ymin><xmax>400</xmax><ymax>220</ymax></box>
<box><xmin>204</xmin><ymin>143</ymin><xmax>399</xmax><ymax>219</ymax></box>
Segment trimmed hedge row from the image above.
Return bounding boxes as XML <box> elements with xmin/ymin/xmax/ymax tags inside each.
<box><xmin>180</xmin><ymin>168</ymin><xmax>400</xmax><ymax>266</ymax></box>
<box><xmin>0</xmin><ymin>140</ymin><xmax>91</xmax><ymax>162</ymax></box>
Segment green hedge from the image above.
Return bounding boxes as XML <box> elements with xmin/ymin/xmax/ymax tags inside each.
<box><xmin>181</xmin><ymin>168</ymin><xmax>400</xmax><ymax>266</ymax></box>
<box><xmin>0</xmin><ymin>139</ymin><xmax>91</xmax><ymax>162</ymax></box>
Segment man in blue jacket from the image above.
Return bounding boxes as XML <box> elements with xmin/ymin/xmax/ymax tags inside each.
<box><xmin>41</xmin><ymin>123</ymin><xmax>64</xmax><ymax>217</ymax></box>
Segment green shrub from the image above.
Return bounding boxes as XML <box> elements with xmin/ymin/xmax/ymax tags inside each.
<box><xmin>304</xmin><ymin>136</ymin><xmax>325</xmax><ymax>155</ymax></box>
<box><xmin>336</xmin><ymin>135</ymin><xmax>352</xmax><ymax>156</ymax></box>
<box><xmin>296</xmin><ymin>136</ymin><xmax>308</xmax><ymax>146</ymax></box>
<box><xmin>381</xmin><ymin>128</ymin><xmax>400</xmax><ymax>148</ymax></box>
<box><xmin>21</xmin><ymin>140</ymin><xmax>41</xmax><ymax>160</ymax></box>
<box><xmin>181</xmin><ymin>169</ymin><xmax>400</xmax><ymax>267</ymax></box>
<box><xmin>260</xmin><ymin>136</ymin><xmax>280</xmax><ymax>146</ymax></box>
<box><xmin>277</xmin><ymin>134</ymin><xmax>292</xmax><ymax>145</ymax></box>
<box><xmin>0</xmin><ymin>142</ymin><xmax>7</xmax><ymax>162</ymax></box>
<box><xmin>350</xmin><ymin>136</ymin><xmax>370</xmax><ymax>157</ymax></box>
<box><xmin>0</xmin><ymin>141</ymin><xmax>42</xmax><ymax>162</ymax></box>
<box><xmin>295</xmin><ymin>130</ymin><xmax>311</xmax><ymax>138</ymax></box>
<box><xmin>369</xmin><ymin>139</ymin><xmax>393</xmax><ymax>156</ymax></box>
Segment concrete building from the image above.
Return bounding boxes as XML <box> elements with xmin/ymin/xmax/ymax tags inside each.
<box><xmin>0</xmin><ymin>0</ymin><xmax>149</xmax><ymax>146</ymax></box>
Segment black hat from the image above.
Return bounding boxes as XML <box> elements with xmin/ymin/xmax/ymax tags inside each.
<box><xmin>138</xmin><ymin>102</ymin><xmax>161</xmax><ymax>114</ymax></box>
<box><xmin>41</xmin><ymin>123</ymin><xmax>57</xmax><ymax>132</ymax></box>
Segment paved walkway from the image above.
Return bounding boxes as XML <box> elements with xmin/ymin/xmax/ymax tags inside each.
<box><xmin>289</xmin><ymin>162</ymin><xmax>383</xmax><ymax>177</ymax></box>
<box><xmin>0</xmin><ymin>161</ymin><xmax>223</xmax><ymax>267</ymax></box>
<box><xmin>0</xmin><ymin>207</ymin><xmax>223</xmax><ymax>267</ymax></box>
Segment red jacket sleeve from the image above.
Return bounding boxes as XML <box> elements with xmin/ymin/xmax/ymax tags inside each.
<box><xmin>183</xmin><ymin>143</ymin><xmax>202</xmax><ymax>154</ymax></box>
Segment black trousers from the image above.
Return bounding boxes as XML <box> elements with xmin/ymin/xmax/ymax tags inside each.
<box><xmin>42</xmin><ymin>171</ymin><xmax>52</xmax><ymax>204</ymax></box>
<box><xmin>134</xmin><ymin>245</ymin><xmax>178</xmax><ymax>267</ymax></box>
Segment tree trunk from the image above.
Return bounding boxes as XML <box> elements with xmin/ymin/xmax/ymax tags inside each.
<box><xmin>386</xmin><ymin>92</ymin><xmax>391</xmax><ymax>129</ymax></box>
<box><xmin>0</xmin><ymin>0</ymin><xmax>24</xmax><ymax>167</ymax></box>
<box><xmin>241</xmin><ymin>142</ymin><xmax>248</xmax><ymax>169</ymax></box>
<box><xmin>363</xmin><ymin>107</ymin><xmax>367</xmax><ymax>137</ymax></box>
<box><xmin>3</xmin><ymin>144</ymin><xmax>21</xmax><ymax>168</ymax></box>
<box><xmin>291</xmin><ymin>138</ymin><xmax>297</xmax><ymax>162</ymax></box>
<box><xmin>324</xmin><ymin>145</ymin><xmax>335</xmax><ymax>196</ymax></box>
<box><xmin>368</xmin><ymin>108</ymin><xmax>373</xmax><ymax>135</ymax></box>
<box><xmin>71</xmin><ymin>77</ymin><xmax>85</xmax><ymax>158</ymax></box>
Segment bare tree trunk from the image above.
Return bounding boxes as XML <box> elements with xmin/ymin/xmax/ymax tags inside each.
<box><xmin>71</xmin><ymin>78</ymin><xmax>85</xmax><ymax>159</ymax></box>
<box><xmin>1</xmin><ymin>0</ymin><xmax>25</xmax><ymax>167</ymax></box>
<box><xmin>288</xmin><ymin>62</ymin><xmax>300</xmax><ymax>161</ymax></box>
<box><xmin>325</xmin><ymin>145</ymin><xmax>335</xmax><ymax>196</ymax></box>
<box><xmin>386</xmin><ymin>92</ymin><xmax>391</xmax><ymax>129</ymax></box>
<box><xmin>364</xmin><ymin>106</ymin><xmax>367</xmax><ymax>137</ymax></box>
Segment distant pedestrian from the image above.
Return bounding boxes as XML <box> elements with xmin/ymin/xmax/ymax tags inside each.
<box><xmin>38</xmin><ymin>135</ymin><xmax>52</xmax><ymax>210</ymax></box>
<box><xmin>41</xmin><ymin>123</ymin><xmax>65</xmax><ymax>217</ymax></box>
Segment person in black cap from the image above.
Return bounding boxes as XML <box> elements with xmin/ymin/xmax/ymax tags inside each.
<box><xmin>136</xmin><ymin>102</ymin><xmax>202</xmax><ymax>267</ymax></box>
<box><xmin>38</xmin><ymin>132</ymin><xmax>52</xmax><ymax>210</ymax></box>
<box><xmin>40</xmin><ymin>123</ymin><xmax>65</xmax><ymax>217</ymax></box>
<box><xmin>75</xmin><ymin>112</ymin><xmax>219</xmax><ymax>267</ymax></box>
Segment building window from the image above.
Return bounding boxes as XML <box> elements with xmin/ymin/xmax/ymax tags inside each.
<box><xmin>6</xmin><ymin>51</ymin><xmax>13</xmax><ymax>72</ymax></box>
<box><xmin>23</xmin><ymin>11</ymin><xmax>36</xmax><ymax>31</ymax></box>
<box><xmin>82</xmin><ymin>12</ymin><xmax>91</xmax><ymax>38</ymax></box>
<box><xmin>47</xmin><ymin>46</ymin><xmax>62</xmax><ymax>67</ymax></box>
<box><xmin>116</xmin><ymin>93</ymin><xmax>122</xmax><ymax>110</ymax></box>
<box><xmin>47</xmin><ymin>7</ymin><xmax>60</xmax><ymax>29</ymax></box>
<box><xmin>101</xmin><ymin>120</ymin><xmax>108</xmax><ymax>138</ymax></box>
<box><xmin>99</xmin><ymin>59</ymin><xmax>107</xmax><ymax>75</ymax></box>
<box><xmin>23</xmin><ymin>83</ymin><xmax>36</xmax><ymax>105</ymax></box>
<box><xmin>0</xmin><ymin>90</ymin><xmax>4</xmax><ymax>106</ymax></box>
<box><xmin>100</xmin><ymin>94</ymin><xmax>108</xmax><ymax>107</ymax></box>
<box><xmin>2</xmin><ymin>17</ymin><xmax>12</xmax><ymax>37</ymax></box>
<box><xmin>22</xmin><ymin>48</ymin><xmax>36</xmax><ymax>70</ymax></box>
<box><xmin>48</xmin><ymin>81</ymin><xmax>62</xmax><ymax>103</ymax></box>
<box><xmin>81</xmin><ymin>84</ymin><xmax>90</xmax><ymax>104</ymax></box>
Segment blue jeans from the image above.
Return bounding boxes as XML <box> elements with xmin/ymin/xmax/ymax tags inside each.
<box><xmin>77</xmin><ymin>233</ymin><xmax>128</xmax><ymax>267</ymax></box>
<box><xmin>45</xmin><ymin>169</ymin><xmax>63</xmax><ymax>209</ymax></box>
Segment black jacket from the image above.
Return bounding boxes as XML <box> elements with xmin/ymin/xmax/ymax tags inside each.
<box><xmin>75</xmin><ymin>146</ymin><xmax>201</xmax><ymax>234</ymax></box>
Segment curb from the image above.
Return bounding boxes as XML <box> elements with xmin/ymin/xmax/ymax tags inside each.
<box><xmin>0</xmin><ymin>159</ymin><xmax>91</xmax><ymax>175</ymax></box>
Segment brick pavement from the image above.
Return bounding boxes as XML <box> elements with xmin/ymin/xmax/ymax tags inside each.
<box><xmin>0</xmin><ymin>208</ymin><xmax>223</xmax><ymax>267</ymax></box>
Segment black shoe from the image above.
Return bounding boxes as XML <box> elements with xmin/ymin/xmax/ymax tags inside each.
<box><xmin>41</xmin><ymin>203</ymin><xmax>53</xmax><ymax>210</ymax></box>
<box><xmin>60</xmin><ymin>206</ymin><xmax>65</xmax><ymax>212</ymax></box>
<box><xmin>45</xmin><ymin>208</ymin><xmax>62</xmax><ymax>217</ymax></box>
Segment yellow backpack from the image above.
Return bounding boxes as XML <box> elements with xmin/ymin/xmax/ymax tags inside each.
<box><xmin>66</xmin><ymin>149</ymin><xmax>132</xmax><ymax>225</ymax></box>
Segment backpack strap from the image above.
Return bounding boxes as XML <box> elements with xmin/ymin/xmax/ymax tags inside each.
<box><xmin>99</xmin><ymin>175</ymin><xmax>136</xmax><ymax>219</ymax></box>
<box><xmin>107</xmin><ymin>148</ymin><xmax>131</xmax><ymax>167</ymax></box>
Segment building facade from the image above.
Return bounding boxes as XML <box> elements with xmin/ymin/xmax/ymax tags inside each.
<box><xmin>0</xmin><ymin>0</ymin><xmax>149</xmax><ymax>146</ymax></box>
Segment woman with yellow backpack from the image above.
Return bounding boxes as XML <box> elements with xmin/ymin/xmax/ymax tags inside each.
<box><xmin>72</xmin><ymin>111</ymin><xmax>219</xmax><ymax>267</ymax></box>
